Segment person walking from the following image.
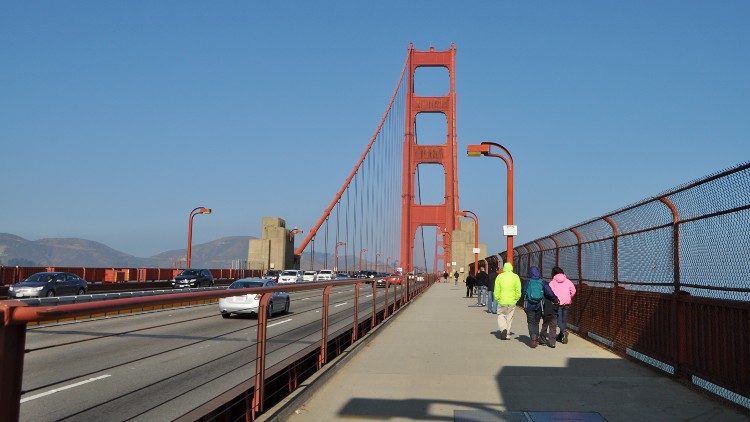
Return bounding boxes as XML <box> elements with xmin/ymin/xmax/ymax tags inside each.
<box><xmin>494</xmin><ymin>262</ymin><xmax>521</xmax><ymax>340</ymax></box>
<box><xmin>486</xmin><ymin>267</ymin><xmax>498</xmax><ymax>314</ymax></box>
<box><xmin>442</xmin><ymin>271</ymin><xmax>449</xmax><ymax>283</ymax></box>
<box><xmin>539</xmin><ymin>278</ymin><xmax>560</xmax><ymax>348</ymax></box>
<box><xmin>522</xmin><ymin>266</ymin><xmax>559</xmax><ymax>348</ymax></box>
<box><xmin>475</xmin><ymin>266</ymin><xmax>488</xmax><ymax>306</ymax></box>
<box><xmin>453</xmin><ymin>270</ymin><xmax>459</xmax><ymax>286</ymax></box>
<box><xmin>549</xmin><ymin>266</ymin><xmax>577</xmax><ymax>344</ymax></box>
<box><xmin>466</xmin><ymin>272</ymin><xmax>476</xmax><ymax>298</ymax></box>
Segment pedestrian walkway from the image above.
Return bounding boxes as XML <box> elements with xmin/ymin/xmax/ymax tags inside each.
<box><xmin>260</xmin><ymin>282</ymin><xmax>748</xmax><ymax>421</ymax></box>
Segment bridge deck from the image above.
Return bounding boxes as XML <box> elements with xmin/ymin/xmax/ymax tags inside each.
<box><xmin>260</xmin><ymin>281</ymin><xmax>747</xmax><ymax>422</ymax></box>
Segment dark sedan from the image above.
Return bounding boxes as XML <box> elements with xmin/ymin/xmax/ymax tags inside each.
<box><xmin>8</xmin><ymin>272</ymin><xmax>88</xmax><ymax>298</ymax></box>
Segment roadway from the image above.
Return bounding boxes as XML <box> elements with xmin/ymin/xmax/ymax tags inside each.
<box><xmin>19</xmin><ymin>283</ymin><xmax>399</xmax><ymax>421</ymax></box>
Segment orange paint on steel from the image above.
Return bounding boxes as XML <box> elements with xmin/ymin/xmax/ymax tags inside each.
<box><xmin>319</xmin><ymin>285</ymin><xmax>332</xmax><ymax>369</ymax></box>
<box><xmin>400</xmin><ymin>43</ymin><xmax>459</xmax><ymax>274</ymax></box>
<box><xmin>252</xmin><ymin>292</ymin><xmax>271</xmax><ymax>415</ymax></box>
<box><xmin>358</xmin><ymin>248</ymin><xmax>368</xmax><ymax>272</ymax></box>
<box><xmin>480</xmin><ymin>142</ymin><xmax>514</xmax><ymax>265</ymax></box>
<box><xmin>187</xmin><ymin>207</ymin><xmax>211</xmax><ymax>268</ymax></box>
<box><xmin>294</xmin><ymin>56</ymin><xmax>409</xmax><ymax>256</ymax></box>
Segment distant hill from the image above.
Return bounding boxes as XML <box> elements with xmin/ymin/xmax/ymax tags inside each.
<box><xmin>0</xmin><ymin>233</ymin><xmax>256</xmax><ymax>268</ymax></box>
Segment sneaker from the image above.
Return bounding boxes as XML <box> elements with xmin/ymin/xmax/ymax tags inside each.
<box><xmin>501</xmin><ymin>329</ymin><xmax>508</xmax><ymax>340</ymax></box>
<box><xmin>562</xmin><ymin>331</ymin><xmax>569</xmax><ymax>344</ymax></box>
<box><xmin>549</xmin><ymin>344</ymin><xmax>556</xmax><ymax>348</ymax></box>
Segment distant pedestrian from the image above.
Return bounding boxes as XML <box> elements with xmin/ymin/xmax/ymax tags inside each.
<box><xmin>522</xmin><ymin>266</ymin><xmax>559</xmax><ymax>348</ymax></box>
<box><xmin>443</xmin><ymin>271</ymin><xmax>449</xmax><ymax>283</ymax></box>
<box><xmin>453</xmin><ymin>270</ymin><xmax>459</xmax><ymax>286</ymax></box>
<box><xmin>549</xmin><ymin>266</ymin><xmax>577</xmax><ymax>344</ymax></box>
<box><xmin>466</xmin><ymin>273</ymin><xmax>476</xmax><ymax>298</ymax></box>
<box><xmin>494</xmin><ymin>262</ymin><xmax>521</xmax><ymax>340</ymax></box>
<box><xmin>476</xmin><ymin>266</ymin><xmax>488</xmax><ymax>306</ymax></box>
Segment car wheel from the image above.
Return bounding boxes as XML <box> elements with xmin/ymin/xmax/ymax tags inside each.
<box><xmin>46</xmin><ymin>290</ymin><xmax>55</xmax><ymax>297</ymax></box>
<box><xmin>267</xmin><ymin>302</ymin><xmax>273</xmax><ymax>318</ymax></box>
<box><xmin>77</xmin><ymin>288</ymin><xmax>85</xmax><ymax>296</ymax></box>
<box><xmin>221</xmin><ymin>313</ymin><xmax>231</xmax><ymax>319</ymax></box>
<box><xmin>284</xmin><ymin>298</ymin><xmax>290</xmax><ymax>314</ymax></box>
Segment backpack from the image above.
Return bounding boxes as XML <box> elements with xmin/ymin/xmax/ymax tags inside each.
<box><xmin>526</xmin><ymin>279</ymin><xmax>544</xmax><ymax>304</ymax></box>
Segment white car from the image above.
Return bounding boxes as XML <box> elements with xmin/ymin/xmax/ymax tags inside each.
<box><xmin>278</xmin><ymin>270</ymin><xmax>302</xmax><ymax>284</ymax></box>
<box><xmin>302</xmin><ymin>271</ymin><xmax>317</xmax><ymax>282</ymax></box>
<box><xmin>219</xmin><ymin>278</ymin><xmax>290</xmax><ymax>318</ymax></box>
<box><xmin>316</xmin><ymin>269</ymin><xmax>335</xmax><ymax>281</ymax></box>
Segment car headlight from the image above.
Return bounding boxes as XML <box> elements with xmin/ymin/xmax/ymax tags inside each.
<box><xmin>8</xmin><ymin>286</ymin><xmax>13</xmax><ymax>291</ymax></box>
<box><xmin>32</xmin><ymin>286</ymin><xmax>44</xmax><ymax>291</ymax></box>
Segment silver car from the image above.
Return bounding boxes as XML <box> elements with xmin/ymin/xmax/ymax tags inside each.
<box><xmin>8</xmin><ymin>272</ymin><xmax>88</xmax><ymax>298</ymax></box>
<box><xmin>218</xmin><ymin>278</ymin><xmax>290</xmax><ymax>318</ymax></box>
<box><xmin>278</xmin><ymin>270</ymin><xmax>302</xmax><ymax>284</ymax></box>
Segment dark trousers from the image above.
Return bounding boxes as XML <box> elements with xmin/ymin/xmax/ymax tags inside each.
<box><xmin>525</xmin><ymin>307</ymin><xmax>542</xmax><ymax>339</ymax></box>
<box><xmin>541</xmin><ymin>314</ymin><xmax>558</xmax><ymax>346</ymax></box>
<box><xmin>466</xmin><ymin>285</ymin><xmax>474</xmax><ymax>297</ymax></box>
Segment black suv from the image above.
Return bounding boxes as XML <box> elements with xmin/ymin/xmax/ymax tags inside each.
<box><xmin>172</xmin><ymin>269</ymin><xmax>214</xmax><ymax>288</ymax></box>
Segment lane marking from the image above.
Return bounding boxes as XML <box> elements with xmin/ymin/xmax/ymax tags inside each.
<box><xmin>268</xmin><ymin>319</ymin><xmax>292</xmax><ymax>328</ymax></box>
<box><xmin>334</xmin><ymin>302</ymin><xmax>348</xmax><ymax>307</ymax></box>
<box><xmin>21</xmin><ymin>375</ymin><xmax>111</xmax><ymax>403</ymax></box>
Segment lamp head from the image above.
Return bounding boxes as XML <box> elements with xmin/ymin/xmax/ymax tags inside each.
<box><xmin>199</xmin><ymin>207</ymin><xmax>212</xmax><ymax>214</ymax></box>
<box><xmin>467</xmin><ymin>144</ymin><xmax>490</xmax><ymax>157</ymax></box>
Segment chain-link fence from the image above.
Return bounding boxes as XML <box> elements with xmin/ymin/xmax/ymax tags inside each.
<box><xmin>514</xmin><ymin>161</ymin><xmax>750</xmax><ymax>411</ymax></box>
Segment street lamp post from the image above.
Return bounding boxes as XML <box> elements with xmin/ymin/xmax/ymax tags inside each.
<box><xmin>457</xmin><ymin>210</ymin><xmax>479</xmax><ymax>276</ymax></box>
<box><xmin>467</xmin><ymin>141</ymin><xmax>515</xmax><ymax>264</ymax></box>
<box><xmin>334</xmin><ymin>241</ymin><xmax>346</xmax><ymax>272</ymax></box>
<box><xmin>376</xmin><ymin>252</ymin><xmax>382</xmax><ymax>273</ymax></box>
<box><xmin>359</xmin><ymin>248</ymin><xmax>368</xmax><ymax>272</ymax></box>
<box><xmin>387</xmin><ymin>257</ymin><xmax>392</xmax><ymax>273</ymax></box>
<box><xmin>187</xmin><ymin>207</ymin><xmax>212</xmax><ymax>268</ymax></box>
<box><xmin>289</xmin><ymin>228</ymin><xmax>303</xmax><ymax>242</ymax></box>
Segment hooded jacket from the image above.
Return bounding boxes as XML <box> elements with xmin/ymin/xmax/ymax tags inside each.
<box><xmin>522</xmin><ymin>266</ymin><xmax>559</xmax><ymax>311</ymax></box>
<box><xmin>494</xmin><ymin>262</ymin><xmax>521</xmax><ymax>306</ymax></box>
<box><xmin>549</xmin><ymin>272</ymin><xmax>577</xmax><ymax>306</ymax></box>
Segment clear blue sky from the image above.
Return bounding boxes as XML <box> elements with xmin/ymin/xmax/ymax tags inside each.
<box><xmin>2</xmin><ymin>2</ymin><xmax>748</xmax><ymax>263</ymax></box>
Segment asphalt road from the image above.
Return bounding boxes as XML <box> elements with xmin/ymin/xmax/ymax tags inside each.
<box><xmin>19</xmin><ymin>283</ymin><xmax>401</xmax><ymax>421</ymax></box>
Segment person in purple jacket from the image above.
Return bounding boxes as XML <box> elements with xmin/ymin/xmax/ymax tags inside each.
<box><xmin>549</xmin><ymin>266</ymin><xmax>577</xmax><ymax>344</ymax></box>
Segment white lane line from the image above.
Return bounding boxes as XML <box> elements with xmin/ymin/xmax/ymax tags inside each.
<box><xmin>21</xmin><ymin>375</ymin><xmax>111</xmax><ymax>403</ymax></box>
<box><xmin>268</xmin><ymin>318</ymin><xmax>292</xmax><ymax>328</ymax></box>
<box><xmin>334</xmin><ymin>302</ymin><xmax>348</xmax><ymax>307</ymax></box>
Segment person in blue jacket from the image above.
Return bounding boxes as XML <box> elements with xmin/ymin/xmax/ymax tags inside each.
<box><xmin>522</xmin><ymin>266</ymin><xmax>558</xmax><ymax>348</ymax></box>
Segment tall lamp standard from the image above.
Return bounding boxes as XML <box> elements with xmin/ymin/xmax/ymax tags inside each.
<box><xmin>457</xmin><ymin>210</ymin><xmax>479</xmax><ymax>276</ymax></box>
<box><xmin>289</xmin><ymin>228</ymin><xmax>303</xmax><ymax>241</ymax></box>
<box><xmin>467</xmin><ymin>141</ymin><xmax>515</xmax><ymax>264</ymax></box>
<box><xmin>187</xmin><ymin>207</ymin><xmax>212</xmax><ymax>268</ymax></box>
<box><xmin>334</xmin><ymin>241</ymin><xmax>346</xmax><ymax>272</ymax></box>
<box><xmin>359</xmin><ymin>248</ymin><xmax>368</xmax><ymax>272</ymax></box>
<box><xmin>375</xmin><ymin>252</ymin><xmax>382</xmax><ymax>273</ymax></box>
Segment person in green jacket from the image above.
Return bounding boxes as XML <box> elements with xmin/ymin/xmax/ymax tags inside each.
<box><xmin>494</xmin><ymin>262</ymin><xmax>522</xmax><ymax>340</ymax></box>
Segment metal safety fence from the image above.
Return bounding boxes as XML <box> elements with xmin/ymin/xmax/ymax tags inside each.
<box><xmin>512</xmin><ymin>161</ymin><xmax>750</xmax><ymax>411</ymax></box>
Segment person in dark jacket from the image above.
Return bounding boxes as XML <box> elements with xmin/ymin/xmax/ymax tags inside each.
<box><xmin>522</xmin><ymin>266</ymin><xmax>559</xmax><ymax>348</ymax></box>
<box><xmin>539</xmin><ymin>277</ymin><xmax>561</xmax><ymax>348</ymax></box>
<box><xmin>466</xmin><ymin>273</ymin><xmax>476</xmax><ymax>298</ymax></box>
<box><xmin>475</xmin><ymin>266</ymin><xmax>489</xmax><ymax>306</ymax></box>
<box><xmin>487</xmin><ymin>267</ymin><xmax>498</xmax><ymax>314</ymax></box>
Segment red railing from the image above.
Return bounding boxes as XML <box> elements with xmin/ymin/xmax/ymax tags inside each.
<box><xmin>0</xmin><ymin>274</ymin><xmax>435</xmax><ymax>421</ymax></box>
<box><xmin>0</xmin><ymin>266</ymin><xmax>259</xmax><ymax>284</ymax></box>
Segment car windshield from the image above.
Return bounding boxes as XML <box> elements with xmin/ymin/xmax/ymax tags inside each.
<box><xmin>24</xmin><ymin>273</ymin><xmax>55</xmax><ymax>283</ymax></box>
<box><xmin>304</xmin><ymin>271</ymin><xmax>316</xmax><ymax>275</ymax></box>
<box><xmin>229</xmin><ymin>281</ymin><xmax>266</xmax><ymax>289</ymax></box>
<box><xmin>281</xmin><ymin>271</ymin><xmax>297</xmax><ymax>276</ymax></box>
<box><xmin>179</xmin><ymin>270</ymin><xmax>199</xmax><ymax>276</ymax></box>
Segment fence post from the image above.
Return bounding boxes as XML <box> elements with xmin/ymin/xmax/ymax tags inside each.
<box><xmin>0</xmin><ymin>302</ymin><xmax>29</xmax><ymax>422</ymax></box>
<box><xmin>319</xmin><ymin>285</ymin><xmax>332</xmax><ymax>369</ymax></box>
<box><xmin>252</xmin><ymin>292</ymin><xmax>272</xmax><ymax>417</ymax></box>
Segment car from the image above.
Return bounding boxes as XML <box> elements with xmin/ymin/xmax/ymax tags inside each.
<box><xmin>172</xmin><ymin>269</ymin><xmax>214</xmax><ymax>288</ymax></box>
<box><xmin>316</xmin><ymin>269</ymin><xmax>335</xmax><ymax>281</ymax></box>
<box><xmin>8</xmin><ymin>272</ymin><xmax>88</xmax><ymax>298</ymax></box>
<box><xmin>373</xmin><ymin>273</ymin><xmax>391</xmax><ymax>288</ymax></box>
<box><xmin>263</xmin><ymin>270</ymin><xmax>281</xmax><ymax>281</ymax></box>
<box><xmin>387</xmin><ymin>274</ymin><xmax>402</xmax><ymax>285</ymax></box>
<box><xmin>336</xmin><ymin>272</ymin><xmax>350</xmax><ymax>279</ymax></box>
<box><xmin>278</xmin><ymin>269</ymin><xmax>302</xmax><ymax>284</ymax></box>
<box><xmin>218</xmin><ymin>278</ymin><xmax>290</xmax><ymax>318</ymax></box>
<box><xmin>302</xmin><ymin>271</ymin><xmax>317</xmax><ymax>282</ymax></box>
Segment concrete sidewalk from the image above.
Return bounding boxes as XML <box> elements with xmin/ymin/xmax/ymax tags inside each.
<box><xmin>261</xmin><ymin>282</ymin><xmax>747</xmax><ymax>421</ymax></box>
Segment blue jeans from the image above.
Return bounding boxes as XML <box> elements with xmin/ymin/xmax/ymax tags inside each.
<box><xmin>476</xmin><ymin>286</ymin><xmax>486</xmax><ymax>305</ymax></box>
<box><xmin>487</xmin><ymin>292</ymin><xmax>498</xmax><ymax>313</ymax></box>
<box><xmin>558</xmin><ymin>305</ymin><xmax>570</xmax><ymax>333</ymax></box>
